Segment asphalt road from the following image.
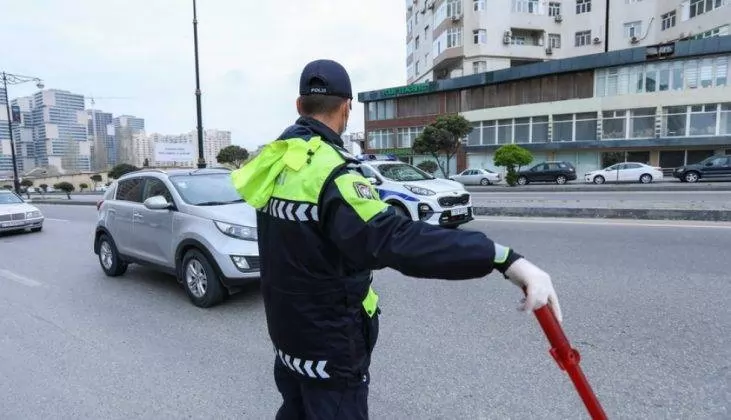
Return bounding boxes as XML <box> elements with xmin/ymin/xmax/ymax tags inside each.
<box><xmin>1</xmin><ymin>205</ymin><xmax>729</xmax><ymax>419</ymax></box>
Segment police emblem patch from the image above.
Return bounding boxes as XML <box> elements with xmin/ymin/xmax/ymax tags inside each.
<box><xmin>353</xmin><ymin>182</ymin><xmax>375</xmax><ymax>200</ymax></box>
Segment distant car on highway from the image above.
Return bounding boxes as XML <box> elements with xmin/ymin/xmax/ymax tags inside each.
<box><xmin>516</xmin><ymin>161</ymin><xmax>577</xmax><ymax>185</ymax></box>
<box><xmin>584</xmin><ymin>162</ymin><xmax>663</xmax><ymax>184</ymax></box>
<box><xmin>93</xmin><ymin>167</ymin><xmax>260</xmax><ymax>308</ymax></box>
<box><xmin>0</xmin><ymin>189</ymin><xmax>44</xmax><ymax>234</ymax></box>
<box><xmin>449</xmin><ymin>168</ymin><xmax>501</xmax><ymax>186</ymax></box>
<box><xmin>672</xmin><ymin>154</ymin><xmax>731</xmax><ymax>183</ymax></box>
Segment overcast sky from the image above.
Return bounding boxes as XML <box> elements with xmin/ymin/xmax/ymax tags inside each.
<box><xmin>2</xmin><ymin>0</ymin><xmax>406</xmax><ymax>150</ymax></box>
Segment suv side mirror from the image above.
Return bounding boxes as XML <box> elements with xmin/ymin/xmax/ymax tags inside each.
<box><xmin>704</xmin><ymin>162</ymin><xmax>713</xmax><ymax>167</ymax></box>
<box><xmin>144</xmin><ymin>195</ymin><xmax>172</xmax><ymax>210</ymax></box>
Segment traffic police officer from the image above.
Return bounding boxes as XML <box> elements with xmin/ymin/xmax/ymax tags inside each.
<box><xmin>232</xmin><ymin>59</ymin><xmax>562</xmax><ymax>419</ymax></box>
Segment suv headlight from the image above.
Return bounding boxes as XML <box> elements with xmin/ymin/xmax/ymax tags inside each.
<box><xmin>404</xmin><ymin>185</ymin><xmax>435</xmax><ymax>196</ymax></box>
<box><xmin>214</xmin><ymin>220</ymin><xmax>257</xmax><ymax>241</ymax></box>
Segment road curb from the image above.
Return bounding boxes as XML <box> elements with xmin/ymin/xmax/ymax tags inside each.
<box><xmin>30</xmin><ymin>199</ymin><xmax>730</xmax><ymax>221</ymax></box>
<box><xmin>471</xmin><ymin>206</ymin><xmax>731</xmax><ymax>221</ymax></box>
<box><xmin>465</xmin><ymin>184</ymin><xmax>731</xmax><ymax>193</ymax></box>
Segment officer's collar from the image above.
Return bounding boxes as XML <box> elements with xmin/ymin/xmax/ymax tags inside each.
<box><xmin>296</xmin><ymin>116</ymin><xmax>345</xmax><ymax>148</ymax></box>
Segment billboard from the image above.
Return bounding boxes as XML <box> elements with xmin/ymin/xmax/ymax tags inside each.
<box><xmin>154</xmin><ymin>143</ymin><xmax>195</xmax><ymax>163</ymax></box>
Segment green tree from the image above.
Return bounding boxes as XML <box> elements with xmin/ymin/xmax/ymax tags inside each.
<box><xmin>39</xmin><ymin>184</ymin><xmax>48</xmax><ymax>193</ymax></box>
<box><xmin>143</xmin><ymin>158</ymin><xmax>150</xmax><ymax>167</ymax></box>
<box><xmin>90</xmin><ymin>174</ymin><xmax>103</xmax><ymax>189</ymax></box>
<box><xmin>79</xmin><ymin>182</ymin><xmax>89</xmax><ymax>192</ymax></box>
<box><xmin>108</xmin><ymin>163</ymin><xmax>139</xmax><ymax>179</ymax></box>
<box><xmin>21</xmin><ymin>179</ymin><xmax>34</xmax><ymax>198</ymax></box>
<box><xmin>494</xmin><ymin>144</ymin><xmax>533</xmax><ymax>186</ymax></box>
<box><xmin>216</xmin><ymin>145</ymin><xmax>249</xmax><ymax>169</ymax></box>
<box><xmin>416</xmin><ymin>160</ymin><xmax>439</xmax><ymax>174</ymax></box>
<box><xmin>413</xmin><ymin>114</ymin><xmax>472</xmax><ymax>177</ymax></box>
<box><xmin>54</xmin><ymin>181</ymin><xmax>75</xmax><ymax>199</ymax></box>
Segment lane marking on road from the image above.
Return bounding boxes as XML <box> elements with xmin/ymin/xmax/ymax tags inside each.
<box><xmin>472</xmin><ymin>216</ymin><xmax>731</xmax><ymax>230</ymax></box>
<box><xmin>45</xmin><ymin>218</ymin><xmax>70</xmax><ymax>222</ymax></box>
<box><xmin>0</xmin><ymin>269</ymin><xmax>42</xmax><ymax>287</ymax></box>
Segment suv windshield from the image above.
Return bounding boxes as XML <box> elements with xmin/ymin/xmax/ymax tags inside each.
<box><xmin>169</xmin><ymin>173</ymin><xmax>243</xmax><ymax>206</ymax></box>
<box><xmin>0</xmin><ymin>191</ymin><xmax>23</xmax><ymax>204</ymax></box>
<box><xmin>375</xmin><ymin>163</ymin><xmax>434</xmax><ymax>181</ymax></box>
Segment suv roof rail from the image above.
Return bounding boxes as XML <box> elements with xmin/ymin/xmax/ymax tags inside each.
<box><xmin>131</xmin><ymin>168</ymin><xmax>167</xmax><ymax>174</ymax></box>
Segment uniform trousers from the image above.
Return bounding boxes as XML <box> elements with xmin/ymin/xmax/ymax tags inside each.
<box><xmin>273</xmin><ymin>356</ymin><xmax>369</xmax><ymax>420</ymax></box>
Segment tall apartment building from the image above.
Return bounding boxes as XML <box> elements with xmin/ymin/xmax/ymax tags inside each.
<box><xmin>27</xmin><ymin>89</ymin><xmax>91</xmax><ymax>173</ymax></box>
<box><xmin>406</xmin><ymin>0</ymin><xmax>730</xmax><ymax>84</ymax></box>
<box><xmin>113</xmin><ymin>115</ymin><xmax>145</xmax><ymax>166</ymax></box>
<box><xmin>199</xmin><ymin>129</ymin><xmax>232</xmax><ymax>167</ymax></box>
<box><xmin>87</xmin><ymin>109</ymin><xmax>116</xmax><ymax>171</ymax></box>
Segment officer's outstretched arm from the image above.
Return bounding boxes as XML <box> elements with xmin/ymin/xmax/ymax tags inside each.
<box><xmin>319</xmin><ymin>171</ymin><xmax>522</xmax><ymax>280</ymax></box>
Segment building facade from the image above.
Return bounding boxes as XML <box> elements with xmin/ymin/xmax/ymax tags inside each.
<box><xmin>28</xmin><ymin>90</ymin><xmax>91</xmax><ymax>173</ymax></box>
<box><xmin>406</xmin><ymin>0</ymin><xmax>729</xmax><ymax>84</ymax></box>
<box><xmin>360</xmin><ymin>35</ymin><xmax>731</xmax><ymax>176</ymax></box>
<box><xmin>0</xmin><ymin>89</ymin><xmax>36</xmax><ymax>173</ymax></box>
<box><xmin>113</xmin><ymin>115</ymin><xmax>146</xmax><ymax>166</ymax></box>
<box><xmin>199</xmin><ymin>129</ymin><xmax>232</xmax><ymax>167</ymax></box>
<box><xmin>87</xmin><ymin>109</ymin><xmax>116</xmax><ymax>171</ymax></box>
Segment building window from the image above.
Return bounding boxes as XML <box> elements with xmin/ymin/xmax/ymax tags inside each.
<box><xmin>514</xmin><ymin>118</ymin><xmax>531</xmax><ymax>143</ymax></box>
<box><xmin>575</xmin><ymin>112</ymin><xmax>598</xmax><ymax>141</ymax></box>
<box><xmin>576</xmin><ymin>0</ymin><xmax>591</xmax><ymax>14</ymax></box>
<box><xmin>575</xmin><ymin>30</ymin><xmax>592</xmax><ymax>46</ymax></box>
<box><xmin>512</xmin><ymin>0</ymin><xmax>539</xmax><ymax>13</ymax></box>
<box><xmin>424</xmin><ymin>25</ymin><xmax>429</xmax><ymax>39</ymax></box>
<box><xmin>368</xmin><ymin>129</ymin><xmax>395</xmax><ymax>149</ymax></box>
<box><xmin>661</xmin><ymin>11</ymin><xmax>676</xmax><ymax>30</ymax></box>
<box><xmin>552</xmin><ymin>114</ymin><xmax>573</xmax><ymax>142</ymax></box>
<box><xmin>602</xmin><ymin>110</ymin><xmax>627</xmax><ymax>139</ymax></box>
<box><xmin>690</xmin><ymin>0</ymin><xmax>725</xmax><ymax>18</ymax></box>
<box><xmin>415</xmin><ymin>35</ymin><xmax>420</xmax><ymax>49</ymax></box>
<box><xmin>467</xmin><ymin>122</ymin><xmax>481</xmax><ymax>145</ymax></box>
<box><xmin>473</xmin><ymin>0</ymin><xmax>485</xmax><ymax>11</ymax></box>
<box><xmin>548</xmin><ymin>2</ymin><xmax>561</xmax><ymax>16</ymax></box>
<box><xmin>496</xmin><ymin>119</ymin><xmax>513</xmax><ymax>144</ymax></box>
<box><xmin>447</xmin><ymin>27</ymin><xmax>462</xmax><ymax>48</ymax></box>
<box><xmin>473</xmin><ymin>29</ymin><xmax>487</xmax><ymax>44</ymax></box>
<box><xmin>396</xmin><ymin>126</ymin><xmax>424</xmax><ymax>148</ymax></box>
<box><xmin>481</xmin><ymin>121</ymin><xmax>496</xmax><ymax>145</ymax></box>
<box><xmin>630</xmin><ymin>108</ymin><xmax>656</xmax><ymax>138</ymax></box>
<box><xmin>626</xmin><ymin>0</ymin><xmax>643</xmax><ymax>3</ymax></box>
<box><xmin>691</xmin><ymin>24</ymin><xmax>730</xmax><ymax>40</ymax></box>
<box><xmin>531</xmin><ymin>116</ymin><xmax>549</xmax><ymax>142</ymax></box>
<box><xmin>473</xmin><ymin>61</ymin><xmax>487</xmax><ymax>74</ymax></box>
<box><xmin>447</xmin><ymin>0</ymin><xmax>462</xmax><ymax>18</ymax></box>
<box><xmin>415</xmin><ymin>60</ymin><xmax>421</xmax><ymax>75</ymax></box>
<box><xmin>624</xmin><ymin>21</ymin><xmax>642</xmax><ymax>38</ymax></box>
<box><xmin>689</xmin><ymin>104</ymin><xmax>718</xmax><ymax>136</ymax></box>
<box><xmin>662</xmin><ymin>106</ymin><xmax>688</xmax><ymax>137</ymax></box>
<box><xmin>721</xmin><ymin>103</ymin><xmax>731</xmax><ymax>135</ymax></box>
<box><xmin>366</xmin><ymin>100</ymin><xmax>396</xmax><ymax>121</ymax></box>
<box><xmin>548</xmin><ymin>33</ymin><xmax>561</xmax><ymax>48</ymax></box>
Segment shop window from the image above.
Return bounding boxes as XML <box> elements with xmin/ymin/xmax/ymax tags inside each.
<box><xmin>467</xmin><ymin>122</ymin><xmax>481</xmax><ymax>146</ymax></box>
<box><xmin>686</xmin><ymin>150</ymin><xmax>715</xmax><ymax>165</ymax></box>
<box><xmin>659</xmin><ymin>151</ymin><xmax>685</xmax><ymax>168</ymax></box>
<box><xmin>497</xmin><ymin>119</ymin><xmax>513</xmax><ymax>144</ymax></box>
<box><xmin>662</xmin><ymin>106</ymin><xmax>687</xmax><ymax>137</ymax></box>
<box><xmin>626</xmin><ymin>151</ymin><xmax>650</xmax><ymax>164</ymax></box>
<box><xmin>481</xmin><ymin>121</ymin><xmax>496</xmax><ymax>145</ymax></box>
<box><xmin>552</xmin><ymin>114</ymin><xmax>573</xmax><ymax>142</ymax></box>
<box><xmin>601</xmin><ymin>152</ymin><xmax>625</xmax><ymax>168</ymax></box>
<box><xmin>531</xmin><ymin>116</ymin><xmax>549</xmax><ymax>143</ymax></box>
<box><xmin>514</xmin><ymin>118</ymin><xmax>530</xmax><ymax>143</ymax></box>
<box><xmin>575</xmin><ymin>112</ymin><xmax>598</xmax><ymax>141</ymax></box>
<box><xmin>689</xmin><ymin>104</ymin><xmax>717</xmax><ymax>136</ymax></box>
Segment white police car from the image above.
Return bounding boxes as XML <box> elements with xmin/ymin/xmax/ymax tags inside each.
<box><xmin>355</xmin><ymin>154</ymin><xmax>473</xmax><ymax>228</ymax></box>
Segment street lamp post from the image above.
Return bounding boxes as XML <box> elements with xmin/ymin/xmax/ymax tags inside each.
<box><xmin>192</xmin><ymin>0</ymin><xmax>206</xmax><ymax>169</ymax></box>
<box><xmin>1</xmin><ymin>72</ymin><xmax>44</xmax><ymax>194</ymax></box>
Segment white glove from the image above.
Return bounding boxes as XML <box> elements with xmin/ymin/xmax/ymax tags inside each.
<box><xmin>504</xmin><ymin>258</ymin><xmax>563</xmax><ymax>323</ymax></box>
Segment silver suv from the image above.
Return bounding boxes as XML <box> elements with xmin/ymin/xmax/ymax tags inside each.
<box><xmin>93</xmin><ymin>168</ymin><xmax>260</xmax><ymax>308</ymax></box>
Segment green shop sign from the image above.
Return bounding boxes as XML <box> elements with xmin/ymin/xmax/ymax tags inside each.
<box><xmin>380</xmin><ymin>82</ymin><xmax>436</xmax><ymax>98</ymax></box>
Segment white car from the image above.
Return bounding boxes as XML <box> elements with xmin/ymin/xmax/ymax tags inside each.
<box><xmin>357</xmin><ymin>156</ymin><xmax>473</xmax><ymax>228</ymax></box>
<box><xmin>584</xmin><ymin>162</ymin><xmax>664</xmax><ymax>184</ymax></box>
<box><xmin>449</xmin><ymin>168</ymin><xmax>502</xmax><ymax>186</ymax></box>
<box><xmin>0</xmin><ymin>189</ymin><xmax>44</xmax><ymax>234</ymax></box>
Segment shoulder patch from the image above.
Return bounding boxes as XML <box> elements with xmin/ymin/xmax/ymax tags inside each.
<box><xmin>353</xmin><ymin>181</ymin><xmax>376</xmax><ymax>200</ymax></box>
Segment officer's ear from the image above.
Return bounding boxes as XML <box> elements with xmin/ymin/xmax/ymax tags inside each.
<box><xmin>296</xmin><ymin>96</ymin><xmax>304</xmax><ymax>116</ymax></box>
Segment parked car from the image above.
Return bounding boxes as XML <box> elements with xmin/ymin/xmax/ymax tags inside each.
<box><xmin>516</xmin><ymin>161</ymin><xmax>577</xmax><ymax>185</ymax></box>
<box><xmin>673</xmin><ymin>154</ymin><xmax>731</xmax><ymax>183</ymax></box>
<box><xmin>357</xmin><ymin>155</ymin><xmax>473</xmax><ymax>228</ymax></box>
<box><xmin>449</xmin><ymin>168</ymin><xmax>501</xmax><ymax>186</ymax></box>
<box><xmin>0</xmin><ymin>189</ymin><xmax>44</xmax><ymax>234</ymax></box>
<box><xmin>93</xmin><ymin>168</ymin><xmax>259</xmax><ymax>308</ymax></box>
<box><xmin>584</xmin><ymin>162</ymin><xmax>663</xmax><ymax>184</ymax></box>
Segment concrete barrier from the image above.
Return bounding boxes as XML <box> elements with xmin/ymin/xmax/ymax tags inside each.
<box><xmin>29</xmin><ymin>199</ymin><xmax>731</xmax><ymax>222</ymax></box>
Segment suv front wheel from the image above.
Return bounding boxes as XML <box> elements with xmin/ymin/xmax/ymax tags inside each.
<box><xmin>181</xmin><ymin>249</ymin><xmax>226</xmax><ymax>308</ymax></box>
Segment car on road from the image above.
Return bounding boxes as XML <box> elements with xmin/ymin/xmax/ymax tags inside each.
<box><xmin>356</xmin><ymin>155</ymin><xmax>473</xmax><ymax>228</ymax></box>
<box><xmin>584</xmin><ymin>162</ymin><xmax>663</xmax><ymax>184</ymax></box>
<box><xmin>0</xmin><ymin>189</ymin><xmax>44</xmax><ymax>234</ymax></box>
<box><xmin>672</xmin><ymin>154</ymin><xmax>731</xmax><ymax>183</ymax></box>
<box><xmin>516</xmin><ymin>161</ymin><xmax>577</xmax><ymax>185</ymax></box>
<box><xmin>93</xmin><ymin>167</ymin><xmax>259</xmax><ymax>308</ymax></box>
<box><xmin>448</xmin><ymin>168</ymin><xmax>502</xmax><ymax>186</ymax></box>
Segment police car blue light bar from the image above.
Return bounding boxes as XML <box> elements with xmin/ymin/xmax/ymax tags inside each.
<box><xmin>356</xmin><ymin>154</ymin><xmax>399</xmax><ymax>161</ymax></box>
